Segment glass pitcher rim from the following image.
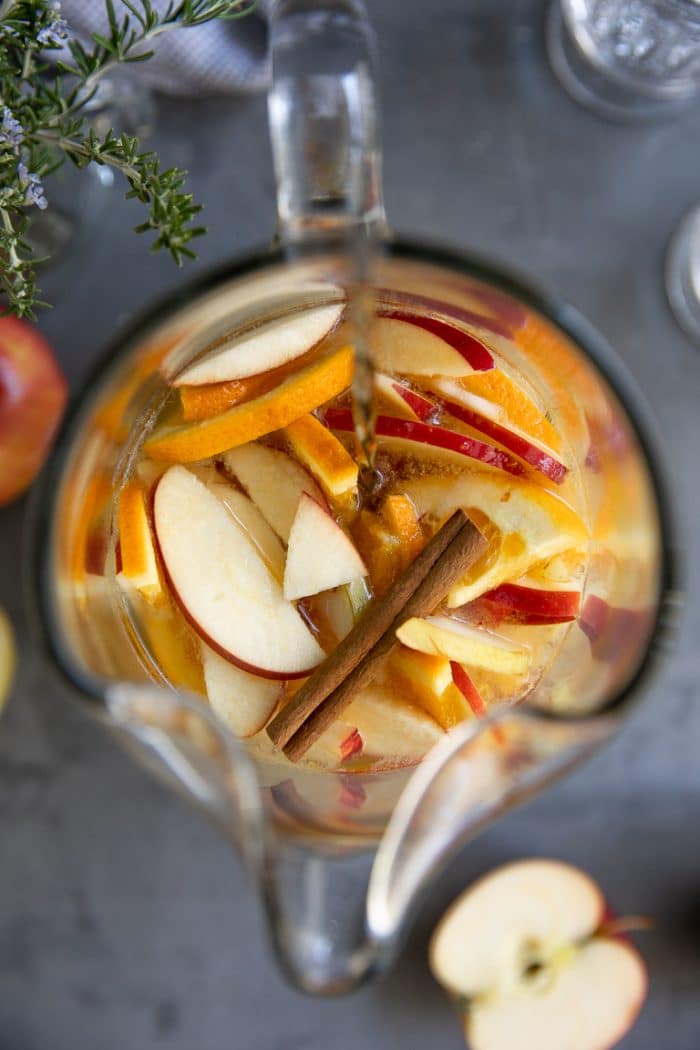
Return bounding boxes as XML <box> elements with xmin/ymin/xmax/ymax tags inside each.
<box><xmin>28</xmin><ymin>234</ymin><xmax>680</xmax><ymax>729</ymax></box>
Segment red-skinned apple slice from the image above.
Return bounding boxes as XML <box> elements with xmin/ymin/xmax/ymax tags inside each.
<box><xmin>201</xmin><ymin>643</ymin><xmax>282</xmax><ymax>737</ymax></box>
<box><xmin>376</xmin><ymin>288</ymin><xmax>512</xmax><ymax>339</ymax></box>
<box><xmin>173</xmin><ymin>302</ymin><xmax>344</xmax><ymax>385</ymax></box>
<box><xmin>430</xmin><ymin>859</ymin><xmax>647</xmax><ymax>1050</ymax></box>
<box><xmin>221</xmin><ymin>442</ymin><xmax>326</xmax><ymax>543</ymax></box>
<box><xmin>432</xmin><ymin>390</ymin><xmax>568</xmax><ymax>484</ymax></box>
<box><xmin>374</xmin><ymin>373</ymin><xmax>436</xmax><ymax>421</ymax></box>
<box><xmin>370</xmin><ymin>314</ymin><xmax>493</xmax><ymax>378</ymax></box>
<box><xmin>322</xmin><ymin>409</ymin><xmax>525</xmax><ymax>478</ymax></box>
<box><xmin>450</xmin><ymin>661</ymin><xmax>488</xmax><ymax>717</ymax></box>
<box><xmin>474</xmin><ymin>582</ymin><xmax>581</xmax><ymax>625</ymax></box>
<box><xmin>153</xmin><ymin>466</ymin><xmax>325</xmax><ymax>679</ymax></box>
<box><xmin>284</xmin><ymin>493</ymin><xmax>367</xmax><ymax>600</ymax></box>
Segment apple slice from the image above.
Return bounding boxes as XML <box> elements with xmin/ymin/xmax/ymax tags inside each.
<box><xmin>374</xmin><ymin>373</ymin><xmax>436</xmax><ymax>421</ymax></box>
<box><xmin>430</xmin><ymin>859</ymin><xmax>647</xmax><ymax>1050</ymax></box>
<box><xmin>221</xmin><ymin>442</ymin><xmax>325</xmax><ymax>543</ymax></box>
<box><xmin>436</xmin><ymin>391</ymin><xmax>568</xmax><ymax>484</ymax></box>
<box><xmin>201</xmin><ymin>643</ymin><xmax>282</xmax><ymax>738</ymax></box>
<box><xmin>285</xmin><ymin>413</ymin><xmax>359</xmax><ymax>500</ymax></box>
<box><xmin>153</xmin><ymin>466</ymin><xmax>325</xmax><ymax>679</ymax></box>
<box><xmin>371</xmin><ymin>312</ymin><xmax>494</xmax><ymax>376</ymax></box>
<box><xmin>400</xmin><ymin>473</ymin><xmax>589</xmax><ymax>607</ymax></box>
<box><xmin>473</xmin><ymin>582</ymin><xmax>581</xmax><ymax>625</ymax></box>
<box><xmin>283</xmin><ymin>493</ymin><xmax>367</xmax><ymax>601</ymax></box>
<box><xmin>323</xmin><ymin>409</ymin><xmax>525</xmax><ymax>479</ymax></box>
<box><xmin>173</xmin><ymin>302</ymin><xmax>344</xmax><ymax>386</ymax></box>
<box><xmin>203</xmin><ymin>476</ymin><xmax>286</xmax><ymax>582</ymax></box>
<box><xmin>396</xmin><ymin>615</ymin><xmax>530</xmax><ymax>675</ymax></box>
<box><xmin>116</xmin><ymin>481</ymin><xmax>163</xmax><ymax>604</ymax></box>
<box><xmin>346</xmin><ymin>684</ymin><xmax>444</xmax><ymax>763</ymax></box>
<box><xmin>450</xmin><ymin>660</ymin><xmax>488</xmax><ymax>717</ymax></box>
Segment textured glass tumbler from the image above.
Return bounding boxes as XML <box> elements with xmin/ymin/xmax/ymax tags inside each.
<box><xmin>666</xmin><ymin>205</ymin><xmax>700</xmax><ymax>344</ymax></box>
<box><xmin>547</xmin><ymin>0</ymin><xmax>700</xmax><ymax>120</ymax></box>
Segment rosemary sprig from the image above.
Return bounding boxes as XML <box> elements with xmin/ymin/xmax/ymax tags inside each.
<box><xmin>0</xmin><ymin>0</ymin><xmax>256</xmax><ymax>318</ymax></box>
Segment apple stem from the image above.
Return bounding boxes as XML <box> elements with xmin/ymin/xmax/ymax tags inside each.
<box><xmin>599</xmin><ymin>915</ymin><xmax>655</xmax><ymax>937</ymax></box>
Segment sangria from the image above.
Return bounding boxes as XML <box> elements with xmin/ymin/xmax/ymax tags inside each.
<box><xmin>52</xmin><ymin>254</ymin><xmax>662</xmax><ymax>815</ymax></box>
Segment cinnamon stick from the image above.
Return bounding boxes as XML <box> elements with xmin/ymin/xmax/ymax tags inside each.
<box><xmin>273</xmin><ymin>514</ymin><xmax>486</xmax><ymax>763</ymax></box>
<box><xmin>266</xmin><ymin>509</ymin><xmax>469</xmax><ymax>751</ymax></box>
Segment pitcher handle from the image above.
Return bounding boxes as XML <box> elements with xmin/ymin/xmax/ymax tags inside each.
<box><xmin>268</xmin><ymin>0</ymin><xmax>387</xmax><ymax>248</ymax></box>
<box><xmin>367</xmin><ymin>707</ymin><xmax>617</xmax><ymax>947</ymax></box>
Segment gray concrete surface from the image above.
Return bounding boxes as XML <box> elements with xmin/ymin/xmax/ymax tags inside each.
<box><xmin>1</xmin><ymin>1</ymin><xmax>699</xmax><ymax>1047</ymax></box>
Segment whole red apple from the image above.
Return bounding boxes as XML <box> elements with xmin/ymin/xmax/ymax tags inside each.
<box><xmin>0</xmin><ymin>315</ymin><xmax>67</xmax><ymax>505</ymax></box>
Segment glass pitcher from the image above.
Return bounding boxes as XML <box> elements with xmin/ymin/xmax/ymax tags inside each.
<box><xmin>30</xmin><ymin>0</ymin><xmax>677</xmax><ymax>996</ymax></box>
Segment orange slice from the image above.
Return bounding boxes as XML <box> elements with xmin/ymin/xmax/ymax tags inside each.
<box><xmin>0</xmin><ymin>608</ymin><xmax>16</xmax><ymax>715</ymax></box>
<box><xmin>179</xmin><ymin>376</ymin><xmax>269</xmax><ymax>421</ymax></box>
<box><xmin>285</xmin><ymin>413</ymin><xmax>358</xmax><ymax>499</ymax></box>
<box><xmin>143</xmin><ymin>344</ymin><xmax>354</xmax><ymax>463</ymax></box>
<box><xmin>459</xmin><ymin>369</ymin><xmax>562</xmax><ymax>451</ymax></box>
<box><xmin>381</xmin><ymin>494</ymin><xmax>424</xmax><ymax>559</ymax></box>
<box><xmin>401</xmin><ymin>472</ymin><xmax>589</xmax><ymax>607</ymax></box>
<box><xmin>116</xmin><ymin>481</ymin><xmax>162</xmax><ymax>603</ymax></box>
<box><xmin>389</xmin><ymin>647</ymin><xmax>469</xmax><ymax>729</ymax></box>
<box><xmin>69</xmin><ymin>472</ymin><xmax>112</xmax><ymax>584</ymax></box>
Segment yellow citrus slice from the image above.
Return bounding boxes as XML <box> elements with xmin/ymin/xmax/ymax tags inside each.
<box><xmin>0</xmin><ymin>608</ymin><xmax>16</xmax><ymax>715</ymax></box>
<box><xmin>285</xmin><ymin>413</ymin><xmax>358</xmax><ymax>499</ymax></box>
<box><xmin>143</xmin><ymin>344</ymin><xmax>354</xmax><ymax>463</ymax></box>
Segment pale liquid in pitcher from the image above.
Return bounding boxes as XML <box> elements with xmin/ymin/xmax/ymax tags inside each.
<box><xmin>71</xmin><ymin>279</ymin><xmax>608</xmax><ymax>777</ymax></box>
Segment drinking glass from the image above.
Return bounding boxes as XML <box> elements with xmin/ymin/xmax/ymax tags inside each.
<box><xmin>666</xmin><ymin>203</ymin><xmax>700</xmax><ymax>343</ymax></box>
<box><xmin>547</xmin><ymin>0</ymin><xmax>700</xmax><ymax>120</ymax></box>
<box><xmin>29</xmin><ymin>0</ymin><xmax>677</xmax><ymax>995</ymax></box>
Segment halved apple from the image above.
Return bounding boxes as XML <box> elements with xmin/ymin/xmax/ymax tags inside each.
<box><xmin>283</xmin><ymin>493</ymin><xmax>367</xmax><ymax>601</ymax></box>
<box><xmin>430</xmin><ymin>859</ymin><xmax>647</xmax><ymax>1050</ymax></box>
<box><xmin>399</xmin><ymin>473</ymin><xmax>589</xmax><ymax>607</ymax></box>
<box><xmin>173</xmin><ymin>302</ymin><xmax>344</xmax><ymax>386</ymax></box>
<box><xmin>153</xmin><ymin>466</ymin><xmax>325</xmax><ymax>678</ymax></box>
<box><xmin>370</xmin><ymin>312</ymin><xmax>494</xmax><ymax>376</ymax></box>
<box><xmin>221</xmin><ymin>442</ymin><xmax>325</xmax><ymax>543</ymax></box>
<box><xmin>201</xmin><ymin>643</ymin><xmax>282</xmax><ymax>738</ymax></box>
<box><xmin>396</xmin><ymin>615</ymin><xmax>530</xmax><ymax>675</ymax></box>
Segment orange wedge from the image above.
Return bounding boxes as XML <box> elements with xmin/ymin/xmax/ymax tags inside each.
<box><xmin>116</xmin><ymin>481</ymin><xmax>162</xmax><ymax>604</ymax></box>
<box><xmin>143</xmin><ymin>344</ymin><xmax>354</xmax><ymax>463</ymax></box>
<box><xmin>459</xmin><ymin>368</ymin><xmax>562</xmax><ymax>451</ymax></box>
<box><xmin>285</xmin><ymin>413</ymin><xmax>358</xmax><ymax>499</ymax></box>
<box><xmin>381</xmin><ymin>494</ymin><xmax>424</xmax><ymax>559</ymax></box>
<box><xmin>389</xmin><ymin>647</ymin><xmax>469</xmax><ymax>729</ymax></box>
<box><xmin>0</xmin><ymin>608</ymin><xmax>16</xmax><ymax>715</ymax></box>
